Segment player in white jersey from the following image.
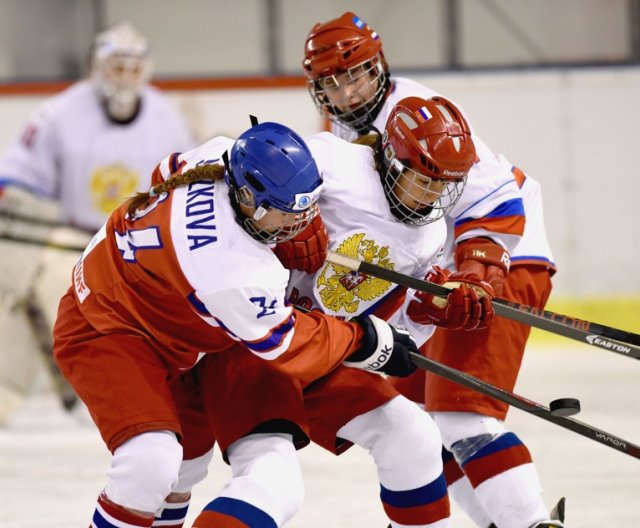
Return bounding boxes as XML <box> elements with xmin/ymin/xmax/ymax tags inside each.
<box><xmin>302</xmin><ymin>12</ymin><xmax>560</xmax><ymax>528</ymax></box>
<box><xmin>202</xmin><ymin>96</ymin><xmax>491</xmax><ymax>528</ymax></box>
<box><xmin>52</xmin><ymin>120</ymin><xmax>422</xmax><ymax>528</ymax></box>
<box><xmin>144</xmin><ymin>100</ymin><xmax>495</xmax><ymax>528</ymax></box>
<box><xmin>0</xmin><ymin>21</ymin><xmax>195</xmax><ymax>419</ymax></box>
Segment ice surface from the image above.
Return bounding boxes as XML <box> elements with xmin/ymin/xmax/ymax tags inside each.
<box><xmin>1</xmin><ymin>345</ymin><xmax>639</xmax><ymax>527</ymax></box>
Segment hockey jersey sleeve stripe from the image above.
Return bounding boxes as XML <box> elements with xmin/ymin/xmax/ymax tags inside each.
<box><xmin>187</xmin><ymin>291</ymin><xmax>211</xmax><ymax>316</ymax></box>
<box><xmin>455</xmin><ymin>197</ymin><xmax>525</xmax><ymax>225</ymax></box>
<box><xmin>454</xmin><ymin>214</ymin><xmax>525</xmax><ymax>241</ymax></box>
<box><xmin>242</xmin><ymin>313</ymin><xmax>296</xmax><ymax>353</ymax></box>
<box><xmin>511</xmin><ymin>255</ymin><xmax>557</xmax><ymax>272</ymax></box>
<box><xmin>454</xmin><ymin>199</ymin><xmax>525</xmax><ymax>237</ymax></box>
<box><xmin>453</xmin><ymin>180</ymin><xmax>519</xmax><ymax>219</ymax></box>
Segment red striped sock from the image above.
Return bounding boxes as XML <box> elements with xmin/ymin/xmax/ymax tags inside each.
<box><xmin>91</xmin><ymin>494</ymin><xmax>155</xmax><ymax>527</ymax></box>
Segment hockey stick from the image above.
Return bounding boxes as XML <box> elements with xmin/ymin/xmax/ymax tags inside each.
<box><xmin>408</xmin><ymin>351</ymin><xmax>640</xmax><ymax>460</ymax></box>
<box><xmin>291</xmin><ymin>300</ymin><xmax>640</xmax><ymax>460</ymax></box>
<box><xmin>0</xmin><ymin>209</ymin><xmax>69</xmax><ymax>230</ymax></box>
<box><xmin>0</xmin><ymin>209</ymin><xmax>97</xmax><ymax>234</ymax></box>
<box><xmin>24</xmin><ymin>292</ymin><xmax>79</xmax><ymax>411</ymax></box>
<box><xmin>326</xmin><ymin>251</ymin><xmax>640</xmax><ymax>357</ymax></box>
<box><xmin>0</xmin><ymin>232</ymin><xmax>86</xmax><ymax>252</ymax></box>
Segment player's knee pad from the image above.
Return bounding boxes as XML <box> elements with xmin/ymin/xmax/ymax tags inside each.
<box><xmin>223</xmin><ymin>433</ymin><xmax>304</xmax><ymax>526</ymax></box>
<box><xmin>339</xmin><ymin>396</ymin><xmax>444</xmax><ymax>488</ymax></box>
<box><xmin>431</xmin><ymin>411</ymin><xmax>506</xmax><ymax>454</ymax></box>
<box><xmin>173</xmin><ymin>447</ymin><xmax>214</xmax><ymax>494</ymax></box>
<box><xmin>104</xmin><ymin>430</ymin><xmax>183</xmax><ymax>513</ymax></box>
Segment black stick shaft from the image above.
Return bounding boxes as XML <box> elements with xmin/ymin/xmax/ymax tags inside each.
<box><xmin>409</xmin><ymin>352</ymin><xmax>640</xmax><ymax>460</ymax></box>
<box><xmin>0</xmin><ymin>209</ymin><xmax>66</xmax><ymax>229</ymax></box>
<box><xmin>326</xmin><ymin>251</ymin><xmax>640</xmax><ymax>358</ymax></box>
<box><xmin>0</xmin><ymin>209</ymin><xmax>95</xmax><ymax>233</ymax></box>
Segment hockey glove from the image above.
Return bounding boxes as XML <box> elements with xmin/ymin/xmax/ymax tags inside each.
<box><xmin>455</xmin><ymin>237</ymin><xmax>510</xmax><ymax>296</ymax></box>
<box><xmin>273</xmin><ymin>214</ymin><xmax>329</xmax><ymax>274</ymax></box>
<box><xmin>407</xmin><ymin>266</ymin><xmax>495</xmax><ymax>331</ymax></box>
<box><xmin>344</xmin><ymin>314</ymin><xmax>418</xmax><ymax>377</ymax></box>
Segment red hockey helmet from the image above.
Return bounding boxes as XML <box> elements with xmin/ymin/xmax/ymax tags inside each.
<box><xmin>302</xmin><ymin>12</ymin><xmax>390</xmax><ymax>132</ymax></box>
<box><xmin>381</xmin><ymin>96</ymin><xmax>476</xmax><ymax>225</ymax></box>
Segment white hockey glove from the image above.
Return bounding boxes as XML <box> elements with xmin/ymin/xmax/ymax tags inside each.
<box><xmin>344</xmin><ymin>315</ymin><xmax>418</xmax><ymax>377</ymax></box>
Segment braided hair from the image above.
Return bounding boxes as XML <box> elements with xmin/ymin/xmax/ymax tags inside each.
<box><xmin>126</xmin><ymin>163</ymin><xmax>225</xmax><ymax>217</ymax></box>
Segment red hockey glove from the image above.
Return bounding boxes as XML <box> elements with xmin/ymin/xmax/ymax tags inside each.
<box><xmin>407</xmin><ymin>266</ymin><xmax>495</xmax><ymax>331</ymax></box>
<box><xmin>455</xmin><ymin>237</ymin><xmax>510</xmax><ymax>296</ymax></box>
<box><xmin>273</xmin><ymin>214</ymin><xmax>329</xmax><ymax>274</ymax></box>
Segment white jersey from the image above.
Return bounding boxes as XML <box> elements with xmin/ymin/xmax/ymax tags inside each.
<box><xmin>287</xmin><ymin>132</ymin><xmax>448</xmax><ymax>346</ymax></box>
<box><xmin>0</xmin><ymin>80</ymin><xmax>194</xmax><ymax>231</ymax></box>
<box><xmin>502</xmin><ymin>158</ymin><xmax>555</xmax><ymax>270</ymax></box>
<box><xmin>331</xmin><ymin>76</ymin><xmax>554</xmax><ymax>272</ymax></box>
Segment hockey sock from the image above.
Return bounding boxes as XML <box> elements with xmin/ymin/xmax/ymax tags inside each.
<box><xmin>91</xmin><ymin>493</ymin><xmax>155</xmax><ymax>527</ymax></box>
<box><xmin>380</xmin><ymin>475</ymin><xmax>450</xmax><ymax>527</ymax></box>
<box><xmin>191</xmin><ymin>497</ymin><xmax>276</xmax><ymax>528</ymax></box>
<box><xmin>442</xmin><ymin>447</ymin><xmax>492</xmax><ymax>527</ymax></box>
<box><xmin>455</xmin><ymin>433</ymin><xmax>548</xmax><ymax>528</ymax></box>
<box><xmin>338</xmin><ymin>397</ymin><xmax>450</xmax><ymax>527</ymax></box>
<box><xmin>152</xmin><ymin>498</ymin><xmax>190</xmax><ymax>527</ymax></box>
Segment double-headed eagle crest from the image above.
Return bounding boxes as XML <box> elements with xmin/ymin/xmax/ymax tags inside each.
<box><xmin>316</xmin><ymin>232</ymin><xmax>394</xmax><ymax>314</ymax></box>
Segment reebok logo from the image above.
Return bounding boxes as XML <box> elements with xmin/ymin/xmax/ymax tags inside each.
<box><xmin>365</xmin><ymin>344</ymin><xmax>392</xmax><ymax>370</ymax></box>
<box><xmin>585</xmin><ymin>335</ymin><xmax>631</xmax><ymax>354</ymax></box>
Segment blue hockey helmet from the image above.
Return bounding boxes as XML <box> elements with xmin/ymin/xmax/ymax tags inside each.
<box><xmin>226</xmin><ymin>122</ymin><xmax>323</xmax><ymax>242</ymax></box>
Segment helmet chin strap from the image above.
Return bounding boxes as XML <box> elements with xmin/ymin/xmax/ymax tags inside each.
<box><xmin>252</xmin><ymin>205</ymin><xmax>268</xmax><ymax>221</ymax></box>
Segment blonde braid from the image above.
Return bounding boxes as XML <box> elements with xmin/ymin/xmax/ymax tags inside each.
<box><xmin>126</xmin><ymin>164</ymin><xmax>226</xmax><ymax>216</ymax></box>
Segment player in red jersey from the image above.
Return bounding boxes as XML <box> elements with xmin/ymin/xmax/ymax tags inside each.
<box><xmin>53</xmin><ymin>121</ymin><xmax>419</xmax><ymax>528</ymax></box>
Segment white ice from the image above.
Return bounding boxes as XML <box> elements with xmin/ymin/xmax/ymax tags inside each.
<box><xmin>1</xmin><ymin>344</ymin><xmax>639</xmax><ymax>527</ymax></box>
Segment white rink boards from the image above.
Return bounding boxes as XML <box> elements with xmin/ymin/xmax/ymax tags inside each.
<box><xmin>1</xmin><ymin>344</ymin><xmax>639</xmax><ymax>527</ymax></box>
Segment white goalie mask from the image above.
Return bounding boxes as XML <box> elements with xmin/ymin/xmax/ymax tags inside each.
<box><xmin>91</xmin><ymin>21</ymin><xmax>153</xmax><ymax>122</ymax></box>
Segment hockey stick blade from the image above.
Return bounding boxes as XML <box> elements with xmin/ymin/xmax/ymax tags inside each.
<box><xmin>409</xmin><ymin>352</ymin><xmax>640</xmax><ymax>460</ymax></box>
<box><xmin>0</xmin><ymin>232</ymin><xmax>86</xmax><ymax>252</ymax></box>
<box><xmin>326</xmin><ymin>251</ymin><xmax>640</xmax><ymax>358</ymax></box>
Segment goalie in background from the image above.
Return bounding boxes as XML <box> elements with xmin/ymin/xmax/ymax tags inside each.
<box><xmin>302</xmin><ymin>11</ymin><xmax>560</xmax><ymax>528</ymax></box>
<box><xmin>0</xmin><ymin>21</ymin><xmax>195</xmax><ymax>421</ymax></box>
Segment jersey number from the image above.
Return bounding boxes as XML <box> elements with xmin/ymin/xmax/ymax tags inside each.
<box><xmin>250</xmin><ymin>297</ymin><xmax>278</xmax><ymax>319</ymax></box>
<box><xmin>115</xmin><ymin>227</ymin><xmax>162</xmax><ymax>262</ymax></box>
